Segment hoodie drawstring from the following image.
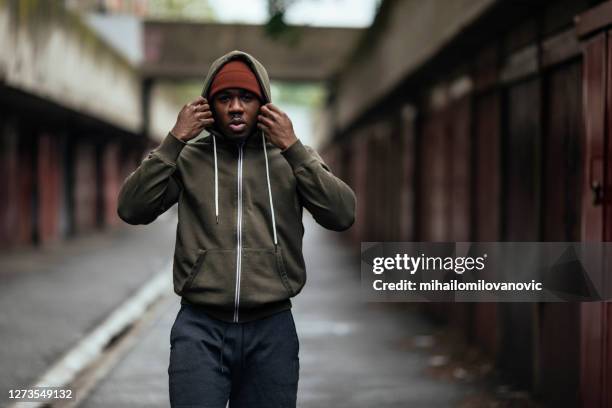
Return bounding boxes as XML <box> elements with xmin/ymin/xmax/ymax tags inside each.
<box><xmin>212</xmin><ymin>135</ymin><xmax>219</xmax><ymax>224</ymax></box>
<box><xmin>262</xmin><ymin>132</ymin><xmax>278</xmax><ymax>246</ymax></box>
<box><xmin>210</xmin><ymin>132</ymin><xmax>278</xmax><ymax>247</ymax></box>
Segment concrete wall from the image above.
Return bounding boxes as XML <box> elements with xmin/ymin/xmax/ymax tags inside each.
<box><xmin>0</xmin><ymin>0</ymin><xmax>143</xmax><ymax>134</ymax></box>
<box><xmin>0</xmin><ymin>0</ymin><xmax>180</xmax><ymax>141</ymax></box>
<box><xmin>0</xmin><ymin>0</ymin><xmax>181</xmax><ymax>249</ymax></box>
<box><xmin>327</xmin><ymin>0</ymin><xmax>599</xmax><ymax>405</ymax></box>
<box><xmin>333</xmin><ymin>0</ymin><xmax>495</xmax><ymax>132</ymax></box>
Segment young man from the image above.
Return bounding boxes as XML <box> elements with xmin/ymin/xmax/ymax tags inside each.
<box><xmin>117</xmin><ymin>50</ymin><xmax>355</xmax><ymax>407</ymax></box>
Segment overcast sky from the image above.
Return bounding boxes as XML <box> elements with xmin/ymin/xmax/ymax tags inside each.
<box><xmin>208</xmin><ymin>0</ymin><xmax>379</xmax><ymax>27</ymax></box>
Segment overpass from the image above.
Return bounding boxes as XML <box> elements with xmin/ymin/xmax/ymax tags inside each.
<box><xmin>142</xmin><ymin>21</ymin><xmax>363</xmax><ymax>81</ymax></box>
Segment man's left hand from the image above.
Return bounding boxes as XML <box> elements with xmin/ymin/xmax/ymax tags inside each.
<box><xmin>257</xmin><ymin>103</ymin><xmax>298</xmax><ymax>151</ymax></box>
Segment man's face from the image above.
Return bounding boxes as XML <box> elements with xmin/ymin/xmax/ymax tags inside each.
<box><xmin>212</xmin><ymin>88</ymin><xmax>261</xmax><ymax>140</ymax></box>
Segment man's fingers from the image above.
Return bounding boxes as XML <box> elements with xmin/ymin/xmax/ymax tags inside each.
<box><xmin>198</xmin><ymin>118</ymin><xmax>214</xmax><ymax>127</ymax></box>
<box><xmin>195</xmin><ymin>111</ymin><xmax>213</xmax><ymax>119</ymax></box>
<box><xmin>265</xmin><ymin>103</ymin><xmax>284</xmax><ymax>114</ymax></box>
<box><xmin>257</xmin><ymin>115</ymin><xmax>276</xmax><ymax>128</ymax></box>
<box><xmin>192</xmin><ymin>103</ymin><xmax>210</xmax><ymax>112</ymax></box>
<box><xmin>260</xmin><ymin>104</ymin><xmax>275</xmax><ymax>114</ymax></box>
<box><xmin>260</xmin><ymin>105</ymin><xmax>280</xmax><ymax>119</ymax></box>
<box><xmin>260</xmin><ymin>110</ymin><xmax>279</xmax><ymax>122</ymax></box>
<box><xmin>257</xmin><ymin>115</ymin><xmax>274</xmax><ymax>126</ymax></box>
<box><xmin>193</xmin><ymin>96</ymin><xmax>207</xmax><ymax>105</ymax></box>
<box><xmin>188</xmin><ymin>97</ymin><xmax>207</xmax><ymax>107</ymax></box>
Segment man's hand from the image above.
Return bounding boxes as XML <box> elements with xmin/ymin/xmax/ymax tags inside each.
<box><xmin>257</xmin><ymin>103</ymin><xmax>298</xmax><ymax>151</ymax></box>
<box><xmin>170</xmin><ymin>96</ymin><xmax>214</xmax><ymax>142</ymax></box>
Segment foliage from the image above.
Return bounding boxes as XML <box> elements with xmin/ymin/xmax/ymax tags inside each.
<box><xmin>264</xmin><ymin>0</ymin><xmax>301</xmax><ymax>45</ymax></box>
<box><xmin>147</xmin><ymin>0</ymin><xmax>215</xmax><ymax>21</ymax></box>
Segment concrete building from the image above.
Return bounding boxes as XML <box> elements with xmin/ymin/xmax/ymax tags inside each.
<box><xmin>0</xmin><ymin>0</ymin><xmax>177</xmax><ymax>247</ymax></box>
<box><xmin>322</xmin><ymin>0</ymin><xmax>612</xmax><ymax>406</ymax></box>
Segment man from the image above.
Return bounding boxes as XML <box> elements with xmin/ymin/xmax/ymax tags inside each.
<box><xmin>117</xmin><ymin>50</ymin><xmax>355</xmax><ymax>407</ymax></box>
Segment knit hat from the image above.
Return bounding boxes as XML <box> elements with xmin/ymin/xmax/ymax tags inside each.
<box><xmin>208</xmin><ymin>60</ymin><xmax>263</xmax><ymax>101</ymax></box>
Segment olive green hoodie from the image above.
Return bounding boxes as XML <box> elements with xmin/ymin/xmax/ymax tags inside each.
<box><xmin>117</xmin><ymin>50</ymin><xmax>355</xmax><ymax>322</ymax></box>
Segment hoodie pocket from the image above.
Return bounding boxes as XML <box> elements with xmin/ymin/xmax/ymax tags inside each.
<box><xmin>240</xmin><ymin>246</ymin><xmax>294</xmax><ymax>309</ymax></box>
<box><xmin>181</xmin><ymin>248</ymin><xmax>236</xmax><ymax>307</ymax></box>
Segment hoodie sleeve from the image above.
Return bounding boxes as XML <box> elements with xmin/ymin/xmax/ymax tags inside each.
<box><xmin>281</xmin><ymin>139</ymin><xmax>356</xmax><ymax>231</ymax></box>
<box><xmin>117</xmin><ymin>132</ymin><xmax>186</xmax><ymax>225</ymax></box>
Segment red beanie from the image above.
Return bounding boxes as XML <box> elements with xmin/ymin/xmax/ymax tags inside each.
<box><xmin>209</xmin><ymin>60</ymin><xmax>263</xmax><ymax>101</ymax></box>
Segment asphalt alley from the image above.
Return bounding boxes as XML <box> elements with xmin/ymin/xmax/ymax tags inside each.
<box><xmin>76</xmin><ymin>214</ymin><xmax>480</xmax><ymax>408</ymax></box>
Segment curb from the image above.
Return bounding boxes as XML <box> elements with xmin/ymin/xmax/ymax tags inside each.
<box><xmin>9</xmin><ymin>262</ymin><xmax>172</xmax><ymax>408</ymax></box>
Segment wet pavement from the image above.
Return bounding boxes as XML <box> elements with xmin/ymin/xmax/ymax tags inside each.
<box><xmin>78</xmin><ymin>214</ymin><xmax>481</xmax><ymax>407</ymax></box>
<box><xmin>0</xmin><ymin>211</ymin><xmax>176</xmax><ymax>408</ymax></box>
<box><xmin>0</xmin><ymin>209</ymin><xmax>500</xmax><ymax>408</ymax></box>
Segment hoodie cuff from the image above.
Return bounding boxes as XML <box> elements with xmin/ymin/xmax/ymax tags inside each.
<box><xmin>281</xmin><ymin>139</ymin><xmax>312</xmax><ymax>171</ymax></box>
<box><xmin>155</xmin><ymin>132</ymin><xmax>187</xmax><ymax>164</ymax></box>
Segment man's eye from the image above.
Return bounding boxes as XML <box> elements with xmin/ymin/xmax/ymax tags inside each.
<box><xmin>241</xmin><ymin>95</ymin><xmax>253</xmax><ymax>101</ymax></box>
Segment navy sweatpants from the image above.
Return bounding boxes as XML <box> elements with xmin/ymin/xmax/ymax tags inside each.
<box><xmin>168</xmin><ymin>302</ymin><xmax>300</xmax><ymax>408</ymax></box>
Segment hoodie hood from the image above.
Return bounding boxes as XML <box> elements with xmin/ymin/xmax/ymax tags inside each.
<box><xmin>202</xmin><ymin>50</ymin><xmax>272</xmax><ymax>103</ymax></box>
<box><xmin>201</xmin><ymin>50</ymin><xmax>272</xmax><ymax>142</ymax></box>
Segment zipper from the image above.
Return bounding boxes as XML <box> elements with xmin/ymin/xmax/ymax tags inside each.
<box><xmin>233</xmin><ymin>142</ymin><xmax>244</xmax><ymax>322</ymax></box>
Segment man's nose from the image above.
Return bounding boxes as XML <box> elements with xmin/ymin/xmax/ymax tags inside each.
<box><xmin>229</xmin><ymin>97</ymin><xmax>244</xmax><ymax>113</ymax></box>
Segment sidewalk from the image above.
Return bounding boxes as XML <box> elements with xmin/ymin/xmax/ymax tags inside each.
<box><xmin>0</xmin><ymin>210</ymin><xmax>178</xmax><ymax>408</ymax></box>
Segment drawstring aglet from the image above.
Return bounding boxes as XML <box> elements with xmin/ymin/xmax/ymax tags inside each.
<box><xmin>216</xmin><ymin>215</ymin><xmax>219</xmax><ymax>224</ymax></box>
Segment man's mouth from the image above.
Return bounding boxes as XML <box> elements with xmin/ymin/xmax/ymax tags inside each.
<box><xmin>229</xmin><ymin>119</ymin><xmax>246</xmax><ymax>133</ymax></box>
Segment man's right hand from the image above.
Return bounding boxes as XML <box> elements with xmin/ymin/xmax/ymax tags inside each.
<box><xmin>170</xmin><ymin>96</ymin><xmax>214</xmax><ymax>142</ymax></box>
